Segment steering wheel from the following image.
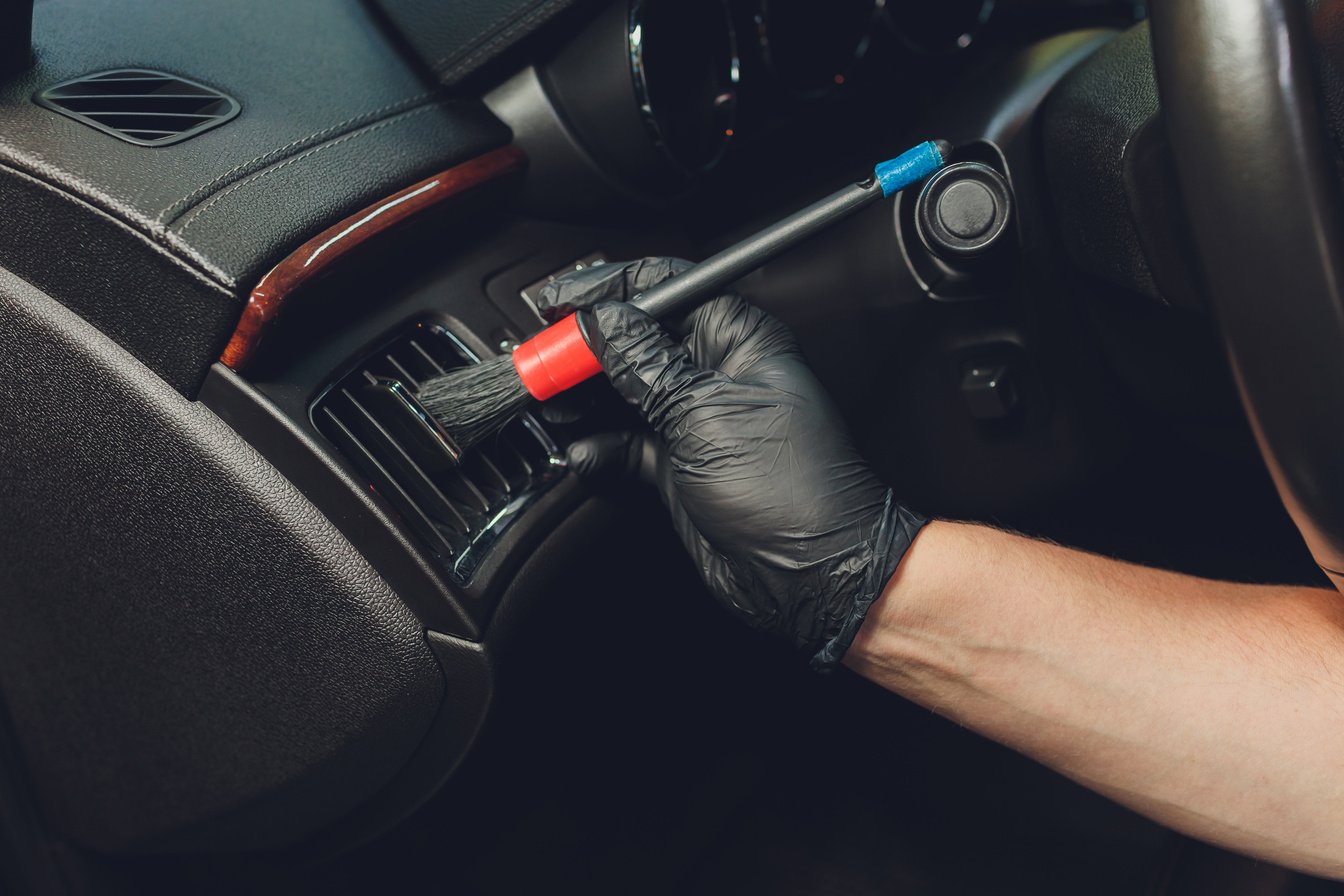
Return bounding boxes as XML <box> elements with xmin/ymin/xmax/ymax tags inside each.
<box><xmin>1151</xmin><ymin>0</ymin><xmax>1344</xmax><ymax>587</ymax></box>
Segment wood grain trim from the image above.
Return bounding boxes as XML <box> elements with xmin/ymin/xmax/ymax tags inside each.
<box><xmin>220</xmin><ymin>144</ymin><xmax>527</xmax><ymax>371</ymax></box>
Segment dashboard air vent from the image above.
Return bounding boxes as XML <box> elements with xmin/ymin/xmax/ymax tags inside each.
<box><xmin>312</xmin><ymin>321</ymin><xmax>566</xmax><ymax>584</ymax></box>
<box><xmin>36</xmin><ymin>69</ymin><xmax>240</xmax><ymax>147</ymax></box>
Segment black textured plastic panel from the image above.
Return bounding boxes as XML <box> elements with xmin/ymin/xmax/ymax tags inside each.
<box><xmin>0</xmin><ymin>267</ymin><xmax>444</xmax><ymax>854</ymax></box>
<box><xmin>1041</xmin><ymin>25</ymin><xmax>1162</xmax><ymax>300</ymax></box>
<box><xmin>36</xmin><ymin>69</ymin><xmax>240</xmax><ymax>147</ymax></box>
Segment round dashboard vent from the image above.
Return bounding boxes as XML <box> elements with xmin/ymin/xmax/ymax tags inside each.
<box><xmin>35</xmin><ymin>69</ymin><xmax>240</xmax><ymax>147</ymax></box>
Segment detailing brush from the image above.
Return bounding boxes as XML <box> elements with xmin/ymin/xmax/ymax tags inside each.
<box><xmin>417</xmin><ymin>140</ymin><xmax>952</xmax><ymax>452</ymax></box>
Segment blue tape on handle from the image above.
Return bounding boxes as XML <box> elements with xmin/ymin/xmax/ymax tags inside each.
<box><xmin>874</xmin><ymin>142</ymin><xmax>946</xmax><ymax>198</ymax></box>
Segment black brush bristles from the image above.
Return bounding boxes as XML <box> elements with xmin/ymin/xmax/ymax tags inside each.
<box><xmin>416</xmin><ymin>356</ymin><xmax>533</xmax><ymax>452</ymax></box>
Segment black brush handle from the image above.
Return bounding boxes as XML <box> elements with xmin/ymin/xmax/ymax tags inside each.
<box><xmin>629</xmin><ymin>177</ymin><xmax>887</xmax><ymax>320</ymax></box>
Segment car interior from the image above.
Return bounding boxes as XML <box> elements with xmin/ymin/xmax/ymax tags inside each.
<box><xmin>4</xmin><ymin>0</ymin><xmax>1344</xmax><ymax>892</ymax></box>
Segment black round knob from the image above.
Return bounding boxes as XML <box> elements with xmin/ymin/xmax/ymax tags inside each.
<box><xmin>916</xmin><ymin>162</ymin><xmax>1013</xmax><ymax>259</ymax></box>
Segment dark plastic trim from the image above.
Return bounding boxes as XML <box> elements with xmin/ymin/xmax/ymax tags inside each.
<box><xmin>626</xmin><ymin>0</ymin><xmax>738</xmax><ymax>174</ymax></box>
<box><xmin>756</xmin><ymin>0</ymin><xmax>884</xmax><ymax>99</ymax></box>
<box><xmin>198</xmin><ymin>363</ymin><xmax>481</xmax><ymax>639</ymax></box>
<box><xmin>0</xmin><ymin>0</ymin><xmax>32</xmax><ymax>75</ymax></box>
<box><xmin>0</xmin><ymin>697</ymin><xmax>64</xmax><ymax>894</ymax></box>
<box><xmin>300</xmin><ymin>631</ymin><xmax>494</xmax><ymax>858</ymax></box>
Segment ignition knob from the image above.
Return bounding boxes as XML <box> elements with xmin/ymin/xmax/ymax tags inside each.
<box><xmin>916</xmin><ymin>162</ymin><xmax>1013</xmax><ymax>260</ymax></box>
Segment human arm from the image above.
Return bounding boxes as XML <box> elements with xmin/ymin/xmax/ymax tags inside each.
<box><xmin>547</xmin><ymin>260</ymin><xmax>1344</xmax><ymax>878</ymax></box>
<box><xmin>847</xmin><ymin>521</ymin><xmax>1344</xmax><ymax>878</ymax></box>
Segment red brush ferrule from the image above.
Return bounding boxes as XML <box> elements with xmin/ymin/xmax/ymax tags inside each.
<box><xmin>511</xmin><ymin>313</ymin><xmax>603</xmax><ymax>401</ymax></box>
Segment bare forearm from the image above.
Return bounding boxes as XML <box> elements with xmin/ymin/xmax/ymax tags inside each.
<box><xmin>846</xmin><ymin>521</ymin><xmax>1344</xmax><ymax>877</ymax></box>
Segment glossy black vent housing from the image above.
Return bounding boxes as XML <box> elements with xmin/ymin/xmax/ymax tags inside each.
<box><xmin>35</xmin><ymin>69</ymin><xmax>240</xmax><ymax>147</ymax></box>
<box><xmin>312</xmin><ymin>321</ymin><xmax>566</xmax><ymax>585</ymax></box>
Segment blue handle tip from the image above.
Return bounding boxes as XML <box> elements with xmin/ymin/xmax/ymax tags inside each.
<box><xmin>874</xmin><ymin>141</ymin><xmax>950</xmax><ymax>198</ymax></box>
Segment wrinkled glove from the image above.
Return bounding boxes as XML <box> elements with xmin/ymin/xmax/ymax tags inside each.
<box><xmin>539</xmin><ymin>258</ymin><xmax>928</xmax><ymax>670</ymax></box>
<box><xmin>534</xmin><ymin>257</ymin><xmax>692</xmax><ymax>323</ymax></box>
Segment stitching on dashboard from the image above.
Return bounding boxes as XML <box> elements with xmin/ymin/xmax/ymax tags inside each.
<box><xmin>157</xmin><ymin>91</ymin><xmax>437</xmax><ymax>226</ymax></box>
<box><xmin>173</xmin><ymin>104</ymin><xmax>439</xmax><ymax>239</ymax></box>
<box><xmin>0</xmin><ymin>162</ymin><xmax>235</xmax><ymax>297</ymax></box>
<box><xmin>429</xmin><ymin>2</ymin><xmax>543</xmax><ymax>67</ymax></box>
<box><xmin>432</xmin><ymin>0</ymin><xmax>572</xmax><ymax>76</ymax></box>
<box><xmin>435</xmin><ymin>1</ymin><xmax>569</xmax><ymax>78</ymax></box>
<box><xmin>0</xmin><ymin>153</ymin><xmax>238</xmax><ymax>286</ymax></box>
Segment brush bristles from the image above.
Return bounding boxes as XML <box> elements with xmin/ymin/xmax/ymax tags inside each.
<box><xmin>417</xmin><ymin>356</ymin><xmax>534</xmax><ymax>452</ymax></box>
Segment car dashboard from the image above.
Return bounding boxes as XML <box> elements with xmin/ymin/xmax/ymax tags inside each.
<box><xmin>7</xmin><ymin>0</ymin><xmax>1245</xmax><ymax>887</ymax></box>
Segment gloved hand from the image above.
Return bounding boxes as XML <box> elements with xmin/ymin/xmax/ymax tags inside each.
<box><xmin>538</xmin><ymin>258</ymin><xmax>928</xmax><ymax>670</ymax></box>
<box><xmin>534</xmin><ymin>256</ymin><xmax>692</xmax><ymax>323</ymax></box>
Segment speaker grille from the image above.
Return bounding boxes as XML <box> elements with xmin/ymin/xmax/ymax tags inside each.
<box><xmin>36</xmin><ymin>69</ymin><xmax>240</xmax><ymax>147</ymax></box>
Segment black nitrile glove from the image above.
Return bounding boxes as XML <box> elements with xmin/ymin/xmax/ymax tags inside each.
<box><xmin>535</xmin><ymin>257</ymin><xmax>692</xmax><ymax>323</ymax></box>
<box><xmin>541</xmin><ymin>259</ymin><xmax>928</xmax><ymax>670</ymax></box>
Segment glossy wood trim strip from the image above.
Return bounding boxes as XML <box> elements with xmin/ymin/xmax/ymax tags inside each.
<box><xmin>220</xmin><ymin>144</ymin><xmax>527</xmax><ymax>371</ymax></box>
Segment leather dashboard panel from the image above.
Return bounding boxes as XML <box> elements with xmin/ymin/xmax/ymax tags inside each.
<box><xmin>0</xmin><ymin>0</ymin><xmax>509</xmax><ymax>395</ymax></box>
<box><xmin>365</xmin><ymin>0</ymin><xmax>588</xmax><ymax>87</ymax></box>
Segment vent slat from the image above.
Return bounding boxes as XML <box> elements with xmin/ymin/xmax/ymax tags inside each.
<box><xmin>384</xmin><ymin>354</ymin><xmax>422</xmax><ymax>391</ymax></box>
<box><xmin>37</xmin><ymin>69</ymin><xmax>239</xmax><ymax>147</ymax></box>
<box><xmin>49</xmin><ymin>93</ymin><xmax>217</xmax><ymax>100</ymax></box>
<box><xmin>466</xmin><ymin>450</ymin><xmax>512</xmax><ymax>496</ymax></box>
<box><xmin>409</xmin><ymin>340</ymin><xmax>450</xmax><ymax>375</ymax></box>
<box><xmin>418</xmin><ymin>328</ymin><xmax>475</xmax><ymax>369</ymax></box>
<box><xmin>494</xmin><ymin>431</ymin><xmax>535</xmax><ymax>482</ymax></box>
<box><xmin>319</xmin><ymin>408</ymin><xmax>459</xmax><ymax>558</ymax></box>
<box><xmin>312</xmin><ymin>320</ymin><xmax>566</xmax><ymax>585</ymax></box>
<box><xmin>80</xmin><ymin>110</ymin><xmax>224</xmax><ymax>119</ymax></box>
<box><xmin>61</xmin><ymin>99</ymin><xmax>229</xmax><ymax>116</ymax></box>
<box><xmin>86</xmin><ymin>73</ymin><xmax>181</xmax><ymax>81</ymax></box>
<box><xmin>339</xmin><ymin>390</ymin><xmax>471</xmax><ymax>534</ymax></box>
<box><xmin>507</xmin><ymin>422</ymin><xmax>552</xmax><ymax>473</ymax></box>
<box><xmin>391</xmin><ymin>344</ymin><xmax>443</xmax><ymax>383</ymax></box>
<box><xmin>75</xmin><ymin>78</ymin><xmax>178</xmax><ymax>86</ymax></box>
<box><xmin>439</xmin><ymin>467</ymin><xmax>492</xmax><ymax>515</ymax></box>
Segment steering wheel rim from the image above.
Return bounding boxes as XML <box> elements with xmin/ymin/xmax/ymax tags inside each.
<box><xmin>1151</xmin><ymin>0</ymin><xmax>1344</xmax><ymax>584</ymax></box>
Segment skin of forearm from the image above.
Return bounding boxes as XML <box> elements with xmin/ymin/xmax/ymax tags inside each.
<box><xmin>845</xmin><ymin>521</ymin><xmax>1344</xmax><ymax>878</ymax></box>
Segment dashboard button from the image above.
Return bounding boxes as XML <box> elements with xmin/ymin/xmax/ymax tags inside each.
<box><xmin>917</xmin><ymin>162</ymin><xmax>1013</xmax><ymax>260</ymax></box>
